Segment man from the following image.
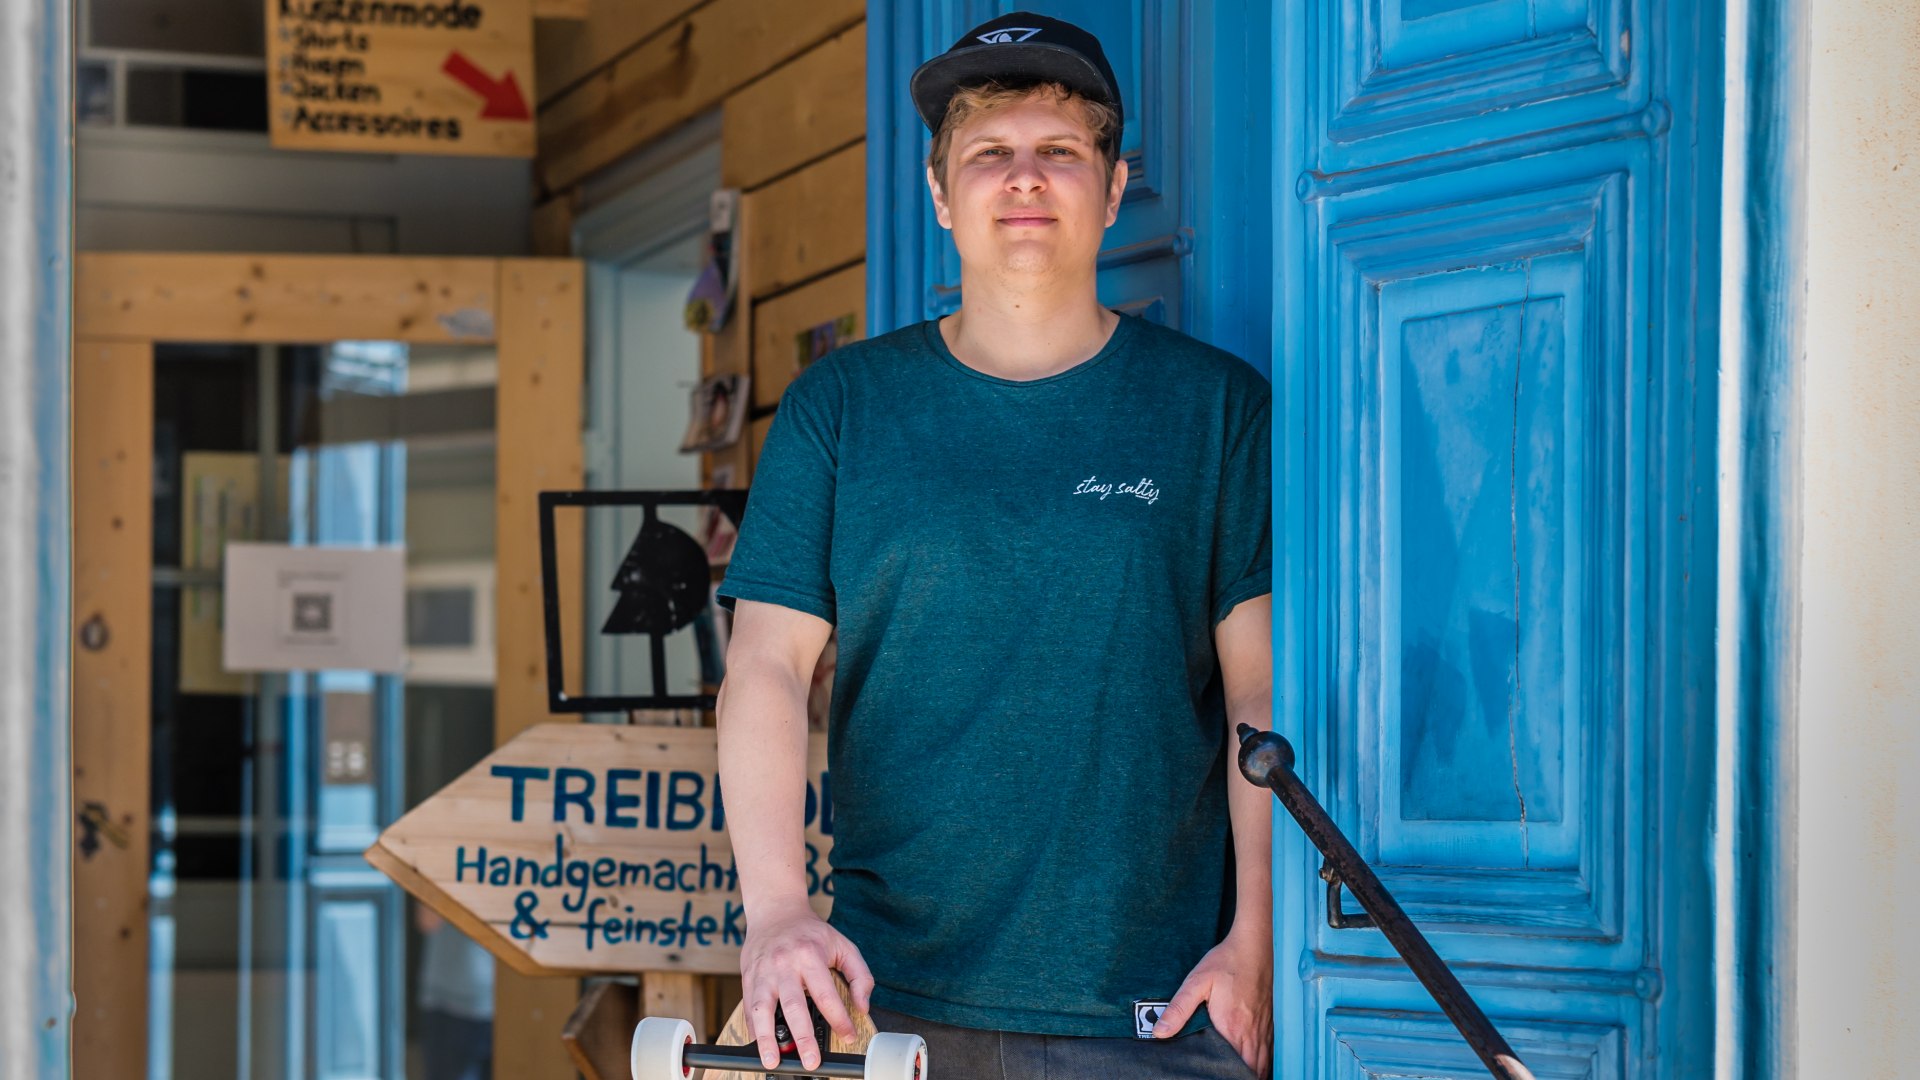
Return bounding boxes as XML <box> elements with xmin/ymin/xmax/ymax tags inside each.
<box><xmin>714</xmin><ymin>12</ymin><xmax>1273</xmax><ymax>1078</ymax></box>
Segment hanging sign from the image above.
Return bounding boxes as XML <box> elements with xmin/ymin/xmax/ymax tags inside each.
<box><xmin>366</xmin><ymin>723</ymin><xmax>835</xmax><ymax>975</ymax></box>
<box><xmin>267</xmin><ymin>0</ymin><xmax>535</xmax><ymax>158</ymax></box>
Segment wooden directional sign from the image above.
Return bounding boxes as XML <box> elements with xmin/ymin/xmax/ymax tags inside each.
<box><xmin>267</xmin><ymin>0</ymin><xmax>536</xmax><ymax>158</ymax></box>
<box><xmin>367</xmin><ymin>723</ymin><xmax>834</xmax><ymax>975</ymax></box>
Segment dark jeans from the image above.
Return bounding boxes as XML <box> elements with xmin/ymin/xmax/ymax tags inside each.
<box><xmin>867</xmin><ymin>1004</ymin><xmax>1262</xmax><ymax>1080</ymax></box>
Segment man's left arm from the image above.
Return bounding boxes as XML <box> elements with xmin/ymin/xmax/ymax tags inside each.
<box><xmin>1151</xmin><ymin>592</ymin><xmax>1274</xmax><ymax>1076</ymax></box>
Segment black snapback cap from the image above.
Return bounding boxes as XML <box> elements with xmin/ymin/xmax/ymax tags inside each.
<box><xmin>909</xmin><ymin>12</ymin><xmax>1123</xmax><ymax>138</ymax></box>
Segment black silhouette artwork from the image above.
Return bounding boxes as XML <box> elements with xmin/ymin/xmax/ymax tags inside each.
<box><xmin>602</xmin><ymin>516</ymin><xmax>709</xmax><ymax>636</ymax></box>
<box><xmin>539</xmin><ymin>489</ymin><xmax>750</xmax><ymax>713</ymax></box>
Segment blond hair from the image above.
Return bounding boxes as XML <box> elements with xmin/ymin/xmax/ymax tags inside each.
<box><xmin>926</xmin><ymin>79</ymin><xmax>1121</xmax><ymax>193</ymax></box>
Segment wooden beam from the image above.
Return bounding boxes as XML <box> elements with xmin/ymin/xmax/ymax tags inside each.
<box><xmin>531</xmin><ymin>192</ymin><xmax>577</xmax><ymax>257</ymax></box>
<box><xmin>494</xmin><ymin>258</ymin><xmax>586</xmax><ymax>727</ymax></box>
<box><xmin>562</xmin><ymin>980</ymin><xmax>640</xmax><ymax>1080</ymax></box>
<box><xmin>721</xmin><ymin>22</ymin><xmax>866</xmax><ymax>192</ymax></box>
<box><xmin>493</xmin><ymin>258</ymin><xmax>587</xmax><ymax>1080</ymax></box>
<box><xmin>642</xmin><ymin>972</ymin><xmax>708</xmax><ymax>1040</ymax></box>
<box><xmin>536</xmin><ymin>0</ymin><xmax>864</xmax><ymax>193</ymax></box>
<box><xmin>74</xmin><ymin>253</ymin><xmax>498</xmax><ymax>344</ymax></box>
<box><xmin>534</xmin><ymin>0</ymin><xmax>702</xmax><ymax>105</ymax></box>
<box><xmin>71</xmin><ymin>338</ymin><xmax>154</xmax><ymax>1080</ymax></box>
<box><xmin>741</xmin><ymin>142</ymin><xmax>865</xmax><ymax>301</ymax></box>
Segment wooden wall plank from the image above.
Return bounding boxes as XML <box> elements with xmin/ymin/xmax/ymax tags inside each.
<box><xmin>712</xmin><ymin>975</ymin><xmax>743</xmax><ymax>1039</ymax></box>
<box><xmin>535</xmin><ymin>0</ymin><xmax>702</xmax><ymax>106</ymax></box>
<box><xmin>531</xmin><ymin>193</ymin><xmax>577</xmax><ymax>257</ymax></box>
<box><xmin>721</xmin><ymin>23</ymin><xmax>866</xmax><ymax>192</ymax></box>
<box><xmin>493</xmin><ymin>257</ymin><xmax>587</xmax><ymax>1080</ymax></box>
<box><xmin>71</xmin><ymin>338</ymin><xmax>154</xmax><ymax>1080</ymax></box>
<box><xmin>750</xmin><ymin>261</ymin><xmax>865</xmax><ymax>408</ymax></box>
<box><xmin>748</xmin><ymin>414</ymin><xmax>771</xmax><ymax>465</ymax></box>
<box><xmin>74</xmin><ymin>254</ymin><xmax>498</xmax><ymax>344</ymax></box>
<box><xmin>536</xmin><ymin>0</ymin><xmax>864</xmax><ymax>193</ymax></box>
<box><xmin>741</xmin><ymin>142</ymin><xmax>865</xmax><ymax>301</ymax></box>
<box><xmin>533</xmin><ymin>0</ymin><xmax>590</xmax><ymax>21</ymax></box>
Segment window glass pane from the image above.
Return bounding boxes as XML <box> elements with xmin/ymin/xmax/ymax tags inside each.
<box><xmin>88</xmin><ymin>0</ymin><xmax>265</xmax><ymax>57</ymax></box>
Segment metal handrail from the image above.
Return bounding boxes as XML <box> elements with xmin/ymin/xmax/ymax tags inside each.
<box><xmin>1236</xmin><ymin>725</ymin><xmax>1538</xmax><ymax>1080</ymax></box>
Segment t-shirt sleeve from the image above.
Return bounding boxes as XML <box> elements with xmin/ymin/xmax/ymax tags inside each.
<box><xmin>714</xmin><ymin>363</ymin><xmax>841</xmax><ymax>624</ymax></box>
<box><xmin>1211</xmin><ymin>378</ymin><xmax>1273</xmax><ymax>626</ymax></box>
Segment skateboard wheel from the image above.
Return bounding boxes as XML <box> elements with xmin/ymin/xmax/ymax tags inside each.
<box><xmin>862</xmin><ymin>1031</ymin><xmax>928</xmax><ymax>1080</ymax></box>
<box><xmin>630</xmin><ymin>1016</ymin><xmax>696</xmax><ymax>1080</ymax></box>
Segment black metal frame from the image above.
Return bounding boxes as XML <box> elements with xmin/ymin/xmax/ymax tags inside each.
<box><xmin>1235</xmin><ymin>725</ymin><xmax>1538</xmax><ymax>1080</ymax></box>
<box><xmin>537</xmin><ymin>488</ymin><xmax>747</xmax><ymax>714</ymax></box>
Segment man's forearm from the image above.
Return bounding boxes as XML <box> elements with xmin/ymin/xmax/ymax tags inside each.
<box><xmin>1225</xmin><ymin>690</ymin><xmax>1275</xmax><ymax>939</ymax></box>
<box><xmin>716</xmin><ymin>661</ymin><xmax>817</xmax><ymax>922</ymax></box>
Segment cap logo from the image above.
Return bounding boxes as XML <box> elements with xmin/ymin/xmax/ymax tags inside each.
<box><xmin>976</xmin><ymin>26</ymin><xmax>1044</xmax><ymax>44</ymax></box>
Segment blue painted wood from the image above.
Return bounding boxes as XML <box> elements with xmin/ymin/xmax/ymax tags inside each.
<box><xmin>1279</xmin><ymin>0</ymin><xmax>1723</xmax><ymax>1077</ymax></box>
<box><xmin>1727</xmin><ymin>0</ymin><xmax>1806</xmax><ymax>1072</ymax></box>
<box><xmin>2</xmin><ymin>0</ymin><xmax>74</xmax><ymax>1074</ymax></box>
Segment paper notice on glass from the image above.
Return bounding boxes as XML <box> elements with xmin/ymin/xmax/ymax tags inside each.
<box><xmin>222</xmin><ymin>543</ymin><xmax>407</xmax><ymax>673</ymax></box>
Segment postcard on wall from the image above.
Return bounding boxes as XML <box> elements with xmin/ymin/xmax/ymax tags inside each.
<box><xmin>677</xmin><ymin>373</ymin><xmax>750</xmax><ymax>454</ymax></box>
<box><xmin>702</xmin><ymin>500</ymin><xmax>739</xmax><ymax>566</ymax></box>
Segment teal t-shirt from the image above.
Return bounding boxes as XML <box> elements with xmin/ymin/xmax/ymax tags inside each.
<box><xmin>715</xmin><ymin>311</ymin><xmax>1272</xmax><ymax>1038</ymax></box>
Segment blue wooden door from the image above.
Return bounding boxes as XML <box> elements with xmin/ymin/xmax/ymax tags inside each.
<box><xmin>1274</xmin><ymin>0</ymin><xmax>1720</xmax><ymax>1077</ymax></box>
<box><xmin>870</xmin><ymin>0</ymin><xmax>1719</xmax><ymax>1075</ymax></box>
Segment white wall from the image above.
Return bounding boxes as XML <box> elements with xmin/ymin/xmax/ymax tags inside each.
<box><xmin>581</xmin><ymin>263</ymin><xmax>706</xmax><ymax>703</ymax></box>
<box><xmin>607</xmin><ymin>268</ymin><xmax>705</xmax><ymax>492</ymax></box>
<box><xmin>1796</xmin><ymin>0</ymin><xmax>1920</xmax><ymax>1070</ymax></box>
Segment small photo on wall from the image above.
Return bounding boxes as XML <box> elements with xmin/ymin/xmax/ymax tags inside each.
<box><xmin>702</xmin><ymin>500</ymin><xmax>738</xmax><ymax>566</ymax></box>
<box><xmin>795</xmin><ymin>313</ymin><xmax>860</xmax><ymax>375</ymax></box>
<box><xmin>677</xmin><ymin>373</ymin><xmax>750</xmax><ymax>454</ymax></box>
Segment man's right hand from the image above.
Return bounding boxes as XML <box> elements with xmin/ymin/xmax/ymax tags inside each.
<box><xmin>739</xmin><ymin>901</ymin><xmax>876</xmax><ymax>1072</ymax></box>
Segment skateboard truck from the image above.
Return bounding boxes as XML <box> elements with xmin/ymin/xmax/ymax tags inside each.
<box><xmin>1236</xmin><ymin>724</ymin><xmax>1539</xmax><ymax>1080</ymax></box>
<box><xmin>630</xmin><ymin>994</ymin><xmax>927</xmax><ymax>1080</ymax></box>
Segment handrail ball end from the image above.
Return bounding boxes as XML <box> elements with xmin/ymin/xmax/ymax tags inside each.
<box><xmin>1234</xmin><ymin>725</ymin><xmax>1295</xmax><ymax>788</ymax></box>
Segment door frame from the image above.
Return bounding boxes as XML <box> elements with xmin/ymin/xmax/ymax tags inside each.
<box><xmin>70</xmin><ymin>252</ymin><xmax>584</xmax><ymax>1080</ymax></box>
<box><xmin>1721</xmin><ymin>0</ymin><xmax>1806</xmax><ymax>1071</ymax></box>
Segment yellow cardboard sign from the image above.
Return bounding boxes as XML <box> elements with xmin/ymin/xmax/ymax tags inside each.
<box><xmin>267</xmin><ymin>0</ymin><xmax>535</xmax><ymax>158</ymax></box>
<box><xmin>367</xmin><ymin>723</ymin><xmax>836</xmax><ymax>975</ymax></box>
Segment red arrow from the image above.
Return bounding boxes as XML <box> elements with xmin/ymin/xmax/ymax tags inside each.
<box><xmin>442</xmin><ymin>51</ymin><xmax>530</xmax><ymax>121</ymax></box>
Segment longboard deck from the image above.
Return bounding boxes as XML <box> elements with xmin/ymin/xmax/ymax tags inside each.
<box><xmin>698</xmin><ymin>974</ymin><xmax>878</xmax><ymax>1080</ymax></box>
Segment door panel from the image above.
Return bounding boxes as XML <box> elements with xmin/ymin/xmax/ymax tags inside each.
<box><xmin>1285</xmin><ymin>0</ymin><xmax>1716</xmax><ymax>1076</ymax></box>
<box><xmin>1329</xmin><ymin>148</ymin><xmax>1643</xmax><ymax>962</ymax></box>
<box><xmin>1319</xmin><ymin>0</ymin><xmax>1642</xmax><ymax>168</ymax></box>
<box><xmin>1328</xmin><ymin>1009</ymin><xmax>1626</xmax><ymax>1079</ymax></box>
